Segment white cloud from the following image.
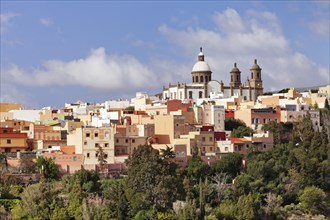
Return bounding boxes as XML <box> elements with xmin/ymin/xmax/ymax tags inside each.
<box><xmin>308</xmin><ymin>1</ymin><xmax>330</xmax><ymax>37</ymax></box>
<box><xmin>2</xmin><ymin>47</ymin><xmax>159</xmax><ymax>92</ymax></box>
<box><xmin>0</xmin><ymin>12</ymin><xmax>20</xmax><ymax>34</ymax></box>
<box><xmin>159</xmin><ymin>8</ymin><xmax>329</xmax><ymax>90</ymax></box>
<box><xmin>39</xmin><ymin>18</ymin><xmax>53</xmax><ymax>26</ymax></box>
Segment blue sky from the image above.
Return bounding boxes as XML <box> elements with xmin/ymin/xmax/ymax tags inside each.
<box><xmin>1</xmin><ymin>1</ymin><xmax>329</xmax><ymax>108</ymax></box>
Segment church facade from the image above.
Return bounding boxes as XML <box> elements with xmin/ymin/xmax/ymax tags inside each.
<box><xmin>162</xmin><ymin>48</ymin><xmax>263</xmax><ymax>103</ymax></box>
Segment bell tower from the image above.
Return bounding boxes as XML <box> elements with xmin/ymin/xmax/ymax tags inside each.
<box><xmin>229</xmin><ymin>62</ymin><xmax>241</xmax><ymax>89</ymax></box>
<box><xmin>249</xmin><ymin>59</ymin><xmax>263</xmax><ymax>101</ymax></box>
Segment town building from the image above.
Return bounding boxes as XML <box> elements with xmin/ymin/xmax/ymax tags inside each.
<box><xmin>162</xmin><ymin>48</ymin><xmax>264</xmax><ymax>103</ymax></box>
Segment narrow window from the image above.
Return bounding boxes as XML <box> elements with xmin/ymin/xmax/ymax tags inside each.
<box><xmin>94</xmin><ymin>132</ymin><xmax>98</xmax><ymax>137</ymax></box>
<box><xmin>200</xmin><ymin>76</ymin><xmax>203</xmax><ymax>82</ymax></box>
<box><xmin>189</xmin><ymin>91</ymin><xmax>193</xmax><ymax>99</ymax></box>
<box><xmin>7</xmin><ymin>139</ymin><xmax>11</xmax><ymax>144</ymax></box>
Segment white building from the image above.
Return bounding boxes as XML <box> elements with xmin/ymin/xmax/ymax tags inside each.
<box><xmin>162</xmin><ymin>48</ymin><xmax>264</xmax><ymax>103</ymax></box>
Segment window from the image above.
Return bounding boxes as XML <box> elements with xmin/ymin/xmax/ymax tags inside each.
<box><xmin>202</xmin><ymin>137</ymin><xmax>206</xmax><ymax>142</ymax></box>
<box><xmin>263</xmin><ymin>144</ymin><xmax>266</xmax><ymax>149</ymax></box>
<box><xmin>225</xmin><ymin>147</ymin><xmax>228</xmax><ymax>151</ymax></box>
<box><xmin>87</xmin><ymin>153</ymin><xmax>90</xmax><ymax>158</ymax></box>
<box><xmin>263</xmin><ymin>118</ymin><xmax>266</xmax><ymax>124</ymax></box>
<box><xmin>105</xmin><ymin>143</ymin><xmax>109</xmax><ymax>147</ymax></box>
<box><xmin>199</xmin><ymin>91</ymin><xmax>203</xmax><ymax>98</ymax></box>
<box><xmin>236</xmin><ymin>75</ymin><xmax>239</xmax><ymax>81</ymax></box>
<box><xmin>105</xmin><ymin>132</ymin><xmax>109</xmax><ymax>138</ymax></box>
<box><xmin>200</xmin><ymin>76</ymin><xmax>203</xmax><ymax>82</ymax></box>
<box><xmin>202</xmin><ymin>147</ymin><xmax>205</xmax><ymax>152</ymax></box>
<box><xmin>95</xmin><ymin>143</ymin><xmax>100</xmax><ymax>148</ymax></box>
<box><xmin>189</xmin><ymin>91</ymin><xmax>193</xmax><ymax>99</ymax></box>
<box><xmin>257</xmin><ymin>72</ymin><xmax>260</xmax><ymax>79</ymax></box>
<box><xmin>251</xmin><ymin>118</ymin><xmax>255</xmax><ymax>124</ymax></box>
<box><xmin>210</xmin><ymin>147</ymin><xmax>213</xmax><ymax>151</ymax></box>
<box><xmin>7</xmin><ymin>139</ymin><xmax>11</xmax><ymax>144</ymax></box>
<box><xmin>195</xmin><ymin>76</ymin><xmax>198</xmax><ymax>83</ymax></box>
<box><xmin>84</xmin><ymin>141</ymin><xmax>87</xmax><ymax>145</ymax></box>
<box><xmin>95</xmin><ymin>153</ymin><xmax>98</xmax><ymax>157</ymax></box>
<box><xmin>209</xmin><ymin>75</ymin><xmax>211</xmax><ymax>81</ymax></box>
<box><xmin>209</xmin><ymin>137</ymin><xmax>213</xmax><ymax>142</ymax></box>
<box><xmin>116</xmin><ymin>139</ymin><xmax>119</xmax><ymax>143</ymax></box>
<box><xmin>251</xmin><ymin>73</ymin><xmax>253</xmax><ymax>79</ymax></box>
<box><xmin>95</xmin><ymin>132</ymin><xmax>98</xmax><ymax>137</ymax></box>
<box><xmin>132</xmin><ymin>139</ymin><xmax>135</xmax><ymax>143</ymax></box>
<box><xmin>246</xmin><ymin>144</ymin><xmax>249</xmax><ymax>148</ymax></box>
<box><xmin>125</xmin><ymin>139</ymin><xmax>128</xmax><ymax>143</ymax></box>
<box><xmin>104</xmin><ymin>154</ymin><xmax>108</xmax><ymax>159</ymax></box>
<box><xmin>86</xmin><ymin>133</ymin><xmax>90</xmax><ymax>137</ymax></box>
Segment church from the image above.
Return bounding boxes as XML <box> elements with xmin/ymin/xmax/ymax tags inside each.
<box><xmin>162</xmin><ymin>48</ymin><xmax>263</xmax><ymax>103</ymax></box>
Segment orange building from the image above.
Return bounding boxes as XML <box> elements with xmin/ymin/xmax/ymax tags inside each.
<box><xmin>0</xmin><ymin>127</ymin><xmax>30</xmax><ymax>152</ymax></box>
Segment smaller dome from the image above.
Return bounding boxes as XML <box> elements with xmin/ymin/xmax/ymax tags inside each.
<box><xmin>192</xmin><ymin>61</ymin><xmax>211</xmax><ymax>72</ymax></box>
<box><xmin>231</xmin><ymin>62</ymin><xmax>241</xmax><ymax>73</ymax></box>
<box><xmin>250</xmin><ymin>59</ymin><xmax>261</xmax><ymax>70</ymax></box>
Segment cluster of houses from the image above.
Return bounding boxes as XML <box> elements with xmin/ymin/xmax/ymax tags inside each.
<box><xmin>1</xmin><ymin>49</ymin><xmax>329</xmax><ymax>174</ymax></box>
<box><xmin>1</xmin><ymin>85</ymin><xmax>328</xmax><ymax>174</ymax></box>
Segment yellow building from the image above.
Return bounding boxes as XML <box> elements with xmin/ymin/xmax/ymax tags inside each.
<box><xmin>0</xmin><ymin>127</ymin><xmax>29</xmax><ymax>152</ymax></box>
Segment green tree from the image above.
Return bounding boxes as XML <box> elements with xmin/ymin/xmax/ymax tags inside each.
<box><xmin>324</xmin><ymin>98</ymin><xmax>330</xmax><ymax>110</ymax></box>
<box><xmin>36</xmin><ymin>157</ymin><xmax>59</xmax><ymax>179</ymax></box>
<box><xmin>212</xmin><ymin>153</ymin><xmax>243</xmax><ymax>180</ymax></box>
<box><xmin>298</xmin><ymin>186</ymin><xmax>327</xmax><ymax>215</ymax></box>
<box><xmin>11</xmin><ymin>180</ymin><xmax>57</xmax><ymax>219</ymax></box>
<box><xmin>125</xmin><ymin>145</ymin><xmax>180</xmax><ymax>216</ymax></box>
<box><xmin>236</xmin><ymin>193</ymin><xmax>256</xmax><ymax>220</ymax></box>
<box><xmin>160</xmin><ymin>146</ymin><xmax>176</xmax><ymax>159</ymax></box>
<box><xmin>187</xmin><ymin>156</ymin><xmax>210</xmax><ymax>182</ymax></box>
<box><xmin>67</xmin><ymin>179</ymin><xmax>84</xmax><ymax>219</ymax></box>
<box><xmin>231</xmin><ymin>126</ymin><xmax>254</xmax><ymax>138</ymax></box>
<box><xmin>101</xmin><ymin>179</ymin><xmax>128</xmax><ymax>219</ymax></box>
<box><xmin>96</xmin><ymin>146</ymin><xmax>107</xmax><ymax>173</ymax></box>
<box><xmin>225</xmin><ymin>118</ymin><xmax>246</xmax><ymax>131</ymax></box>
<box><xmin>71</xmin><ymin>168</ymin><xmax>100</xmax><ymax>193</ymax></box>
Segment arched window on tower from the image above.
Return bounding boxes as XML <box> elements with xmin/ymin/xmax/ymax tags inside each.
<box><xmin>257</xmin><ymin>72</ymin><xmax>260</xmax><ymax>79</ymax></box>
<box><xmin>251</xmin><ymin>73</ymin><xmax>253</xmax><ymax>79</ymax></box>
<box><xmin>236</xmin><ymin>75</ymin><xmax>239</xmax><ymax>81</ymax></box>
<box><xmin>195</xmin><ymin>76</ymin><xmax>198</xmax><ymax>83</ymax></box>
<box><xmin>192</xmin><ymin>77</ymin><xmax>194</xmax><ymax>83</ymax></box>
<box><xmin>200</xmin><ymin>76</ymin><xmax>204</xmax><ymax>82</ymax></box>
<box><xmin>209</xmin><ymin>75</ymin><xmax>211</xmax><ymax>81</ymax></box>
<box><xmin>205</xmin><ymin>76</ymin><xmax>208</xmax><ymax>82</ymax></box>
<box><xmin>199</xmin><ymin>91</ymin><xmax>203</xmax><ymax>98</ymax></box>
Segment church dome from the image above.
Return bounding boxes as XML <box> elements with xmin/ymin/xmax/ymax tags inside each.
<box><xmin>192</xmin><ymin>61</ymin><xmax>211</xmax><ymax>72</ymax></box>
<box><xmin>231</xmin><ymin>62</ymin><xmax>240</xmax><ymax>73</ymax></box>
<box><xmin>192</xmin><ymin>47</ymin><xmax>212</xmax><ymax>72</ymax></box>
<box><xmin>250</xmin><ymin>59</ymin><xmax>261</xmax><ymax>70</ymax></box>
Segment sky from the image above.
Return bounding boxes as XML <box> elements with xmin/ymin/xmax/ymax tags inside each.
<box><xmin>1</xmin><ymin>1</ymin><xmax>329</xmax><ymax>109</ymax></box>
